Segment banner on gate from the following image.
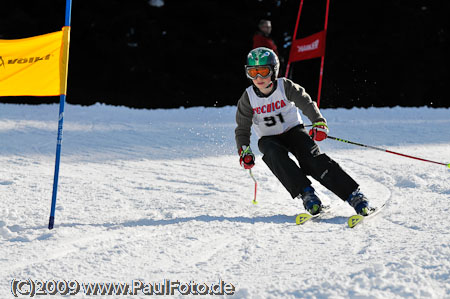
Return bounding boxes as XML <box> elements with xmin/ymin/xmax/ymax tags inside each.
<box><xmin>0</xmin><ymin>27</ymin><xmax>70</xmax><ymax>97</ymax></box>
<box><xmin>288</xmin><ymin>30</ymin><xmax>326</xmax><ymax>62</ymax></box>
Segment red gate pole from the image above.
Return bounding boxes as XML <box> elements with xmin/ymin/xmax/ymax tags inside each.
<box><xmin>316</xmin><ymin>0</ymin><xmax>330</xmax><ymax>107</ymax></box>
<box><xmin>285</xmin><ymin>0</ymin><xmax>304</xmax><ymax>78</ymax></box>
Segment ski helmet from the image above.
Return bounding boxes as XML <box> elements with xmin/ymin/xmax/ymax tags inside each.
<box><xmin>245</xmin><ymin>47</ymin><xmax>279</xmax><ymax>81</ymax></box>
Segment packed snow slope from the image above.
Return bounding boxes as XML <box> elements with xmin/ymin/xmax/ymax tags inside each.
<box><xmin>1</xmin><ymin>103</ymin><xmax>449</xmax><ymax>298</ymax></box>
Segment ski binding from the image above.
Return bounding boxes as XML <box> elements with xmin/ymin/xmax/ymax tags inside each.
<box><xmin>295</xmin><ymin>205</ymin><xmax>332</xmax><ymax>225</ymax></box>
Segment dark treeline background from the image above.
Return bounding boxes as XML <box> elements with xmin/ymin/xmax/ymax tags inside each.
<box><xmin>1</xmin><ymin>0</ymin><xmax>448</xmax><ymax>108</ymax></box>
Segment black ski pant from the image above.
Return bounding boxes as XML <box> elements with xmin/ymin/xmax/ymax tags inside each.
<box><xmin>257</xmin><ymin>125</ymin><xmax>359</xmax><ymax>201</ymax></box>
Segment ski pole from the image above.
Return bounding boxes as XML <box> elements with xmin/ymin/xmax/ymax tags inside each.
<box><xmin>327</xmin><ymin>135</ymin><xmax>450</xmax><ymax>168</ymax></box>
<box><xmin>249</xmin><ymin>169</ymin><xmax>258</xmax><ymax>204</ymax></box>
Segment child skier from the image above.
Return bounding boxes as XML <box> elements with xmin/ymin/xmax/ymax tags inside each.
<box><xmin>235</xmin><ymin>47</ymin><xmax>370</xmax><ymax>216</ymax></box>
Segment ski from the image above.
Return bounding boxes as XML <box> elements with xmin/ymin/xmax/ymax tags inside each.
<box><xmin>295</xmin><ymin>205</ymin><xmax>332</xmax><ymax>225</ymax></box>
<box><xmin>347</xmin><ymin>202</ymin><xmax>387</xmax><ymax>228</ymax></box>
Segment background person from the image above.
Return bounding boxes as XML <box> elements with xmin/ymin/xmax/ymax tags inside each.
<box><xmin>253</xmin><ymin>19</ymin><xmax>278</xmax><ymax>55</ymax></box>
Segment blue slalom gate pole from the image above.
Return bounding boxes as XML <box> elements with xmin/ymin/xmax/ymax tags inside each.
<box><xmin>48</xmin><ymin>0</ymin><xmax>72</xmax><ymax>230</ymax></box>
<box><xmin>48</xmin><ymin>97</ymin><xmax>66</xmax><ymax>229</ymax></box>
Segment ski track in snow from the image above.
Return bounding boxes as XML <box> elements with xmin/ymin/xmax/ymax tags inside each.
<box><xmin>0</xmin><ymin>103</ymin><xmax>449</xmax><ymax>298</ymax></box>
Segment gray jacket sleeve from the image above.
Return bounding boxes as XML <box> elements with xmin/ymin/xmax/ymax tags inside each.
<box><xmin>283</xmin><ymin>78</ymin><xmax>326</xmax><ymax>124</ymax></box>
<box><xmin>235</xmin><ymin>90</ymin><xmax>253</xmax><ymax>152</ymax></box>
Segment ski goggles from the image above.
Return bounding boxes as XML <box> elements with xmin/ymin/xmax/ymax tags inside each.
<box><xmin>245</xmin><ymin>66</ymin><xmax>273</xmax><ymax>80</ymax></box>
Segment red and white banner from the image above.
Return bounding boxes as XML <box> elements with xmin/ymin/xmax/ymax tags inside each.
<box><xmin>288</xmin><ymin>30</ymin><xmax>326</xmax><ymax>62</ymax></box>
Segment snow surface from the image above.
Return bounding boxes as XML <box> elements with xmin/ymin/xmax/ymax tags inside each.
<box><xmin>0</xmin><ymin>103</ymin><xmax>449</xmax><ymax>298</ymax></box>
